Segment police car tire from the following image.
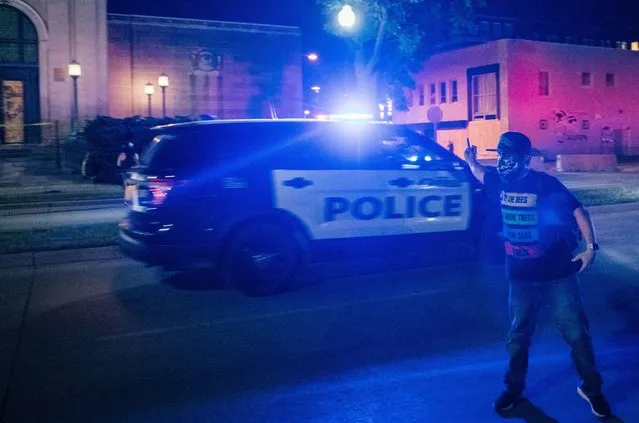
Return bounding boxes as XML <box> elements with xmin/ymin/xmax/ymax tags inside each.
<box><xmin>223</xmin><ymin>222</ymin><xmax>306</xmax><ymax>297</ymax></box>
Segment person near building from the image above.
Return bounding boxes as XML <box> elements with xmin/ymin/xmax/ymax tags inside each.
<box><xmin>464</xmin><ymin>132</ymin><xmax>613</xmax><ymax>418</ymax></box>
<box><xmin>117</xmin><ymin>142</ymin><xmax>139</xmax><ymax>186</ymax></box>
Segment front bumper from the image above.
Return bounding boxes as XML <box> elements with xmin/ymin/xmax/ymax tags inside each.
<box><xmin>118</xmin><ymin>226</ymin><xmax>217</xmax><ymax>270</ymax></box>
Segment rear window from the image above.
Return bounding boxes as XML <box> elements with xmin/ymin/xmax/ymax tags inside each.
<box><xmin>140</xmin><ymin>131</ymin><xmax>216</xmax><ymax>171</ymax></box>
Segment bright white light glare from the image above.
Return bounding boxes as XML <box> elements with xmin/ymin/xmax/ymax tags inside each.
<box><xmin>407</xmin><ymin>155</ymin><xmax>418</xmax><ymax>162</ymax></box>
<box><xmin>424</xmin><ymin>155</ymin><xmax>433</xmax><ymax>162</ymax></box>
<box><xmin>338</xmin><ymin>5</ymin><xmax>356</xmax><ymax>28</ymax></box>
<box><xmin>311</xmin><ymin>85</ymin><xmax>321</xmax><ymax>93</ymax></box>
<box><xmin>304</xmin><ymin>109</ymin><xmax>311</xmax><ymax>116</ymax></box>
<box><xmin>328</xmin><ymin>113</ymin><xmax>374</xmax><ymax>120</ymax></box>
<box><xmin>68</xmin><ymin>61</ymin><xmax>81</xmax><ymax>77</ymax></box>
<box><xmin>158</xmin><ymin>74</ymin><xmax>169</xmax><ymax>87</ymax></box>
<box><xmin>378</xmin><ymin>103</ymin><xmax>384</xmax><ymax>111</ymax></box>
<box><xmin>307</xmin><ymin>53</ymin><xmax>319</xmax><ymax>61</ymax></box>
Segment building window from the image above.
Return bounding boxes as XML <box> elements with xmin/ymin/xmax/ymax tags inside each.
<box><xmin>539</xmin><ymin>71</ymin><xmax>549</xmax><ymax>96</ymax></box>
<box><xmin>581</xmin><ymin>72</ymin><xmax>592</xmax><ymax>87</ymax></box>
<box><xmin>539</xmin><ymin>119</ymin><xmax>548</xmax><ymax>130</ymax></box>
<box><xmin>504</xmin><ymin>23</ymin><xmax>514</xmax><ymax>38</ymax></box>
<box><xmin>429</xmin><ymin>83</ymin><xmax>436</xmax><ymax>105</ymax></box>
<box><xmin>606</xmin><ymin>73</ymin><xmax>615</xmax><ymax>87</ymax></box>
<box><xmin>492</xmin><ymin>22</ymin><xmax>502</xmax><ymax>39</ymax></box>
<box><xmin>480</xmin><ymin>21</ymin><xmax>490</xmax><ymax>38</ymax></box>
<box><xmin>582</xmin><ymin>120</ymin><xmax>590</xmax><ymax>130</ymax></box>
<box><xmin>632</xmin><ymin>41</ymin><xmax>639</xmax><ymax>51</ymax></box>
<box><xmin>471</xmin><ymin>72</ymin><xmax>497</xmax><ymax>120</ymax></box>
<box><xmin>440</xmin><ymin>82</ymin><xmax>447</xmax><ymax>103</ymax></box>
<box><xmin>418</xmin><ymin>84</ymin><xmax>425</xmax><ymax>106</ymax></box>
<box><xmin>0</xmin><ymin>5</ymin><xmax>39</xmax><ymax>65</ymax></box>
<box><xmin>407</xmin><ymin>89</ymin><xmax>414</xmax><ymax>107</ymax></box>
<box><xmin>450</xmin><ymin>80</ymin><xmax>458</xmax><ymax>102</ymax></box>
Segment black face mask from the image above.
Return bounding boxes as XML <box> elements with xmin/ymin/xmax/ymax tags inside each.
<box><xmin>497</xmin><ymin>154</ymin><xmax>530</xmax><ymax>182</ymax></box>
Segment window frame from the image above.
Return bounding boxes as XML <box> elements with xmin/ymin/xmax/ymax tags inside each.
<box><xmin>467</xmin><ymin>64</ymin><xmax>500</xmax><ymax>121</ymax></box>
<box><xmin>450</xmin><ymin>79</ymin><xmax>458</xmax><ymax>103</ymax></box>
<box><xmin>439</xmin><ymin>81</ymin><xmax>447</xmax><ymax>104</ymax></box>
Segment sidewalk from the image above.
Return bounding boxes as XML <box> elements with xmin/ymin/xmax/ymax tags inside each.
<box><xmin>0</xmin><ymin>178</ymin><xmax>122</xmax><ymax>205</ymax></box>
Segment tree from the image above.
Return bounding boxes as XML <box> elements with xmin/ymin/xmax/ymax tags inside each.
<box><xmin>317</xmin><ymin>0</ymin><xmax>485</xmax><ymax>112</ymax></box>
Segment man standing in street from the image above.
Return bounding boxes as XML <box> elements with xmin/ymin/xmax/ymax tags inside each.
<box><xmin>464</xmin><ymin>132</ymin><xmax>613</xmax><ymax>418</ymax></box>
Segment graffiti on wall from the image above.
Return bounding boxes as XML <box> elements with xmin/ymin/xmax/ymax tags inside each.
<box><xmin>552</xmin><ymin>109</ymin><xmax>588</xmax><ymax>143</ymax></box>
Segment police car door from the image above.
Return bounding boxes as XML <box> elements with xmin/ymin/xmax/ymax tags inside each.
<box><xmin>272</xmin><ymin>122</ymin><xmax>414</xmax><ymax>240</ymax></box>
<box><xmin>388</xmin><ymin>129</ymin><xmax>471</xmax><ymax>234</ymax></box>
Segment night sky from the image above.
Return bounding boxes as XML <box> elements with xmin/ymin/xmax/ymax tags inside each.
<box><xmin>108</xmin><ymin>0</ymin><xmax>639</xmax><ymax>60</ymax></box>
<box><xmin>107</xmin><ymin>0</ymin><xmax>639</xmax><ymax>103</ymax></box>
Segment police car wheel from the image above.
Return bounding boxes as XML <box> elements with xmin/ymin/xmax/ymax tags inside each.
<box><xmin>224</xmin><ymin>223</ymin><xmax>304</xmax><ymax>297</ymax></box>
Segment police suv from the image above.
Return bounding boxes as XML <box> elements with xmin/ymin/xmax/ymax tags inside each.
<box><xmin>119</xmin><ymin>119</ymin><xmax>486</xmax><ymax>296</ymax></box>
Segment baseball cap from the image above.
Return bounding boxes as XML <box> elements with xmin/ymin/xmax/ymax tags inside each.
<box><xmin>487</xmin><ymin>132</ymin><xmax>532</xmax><ymax>155</ymax></box>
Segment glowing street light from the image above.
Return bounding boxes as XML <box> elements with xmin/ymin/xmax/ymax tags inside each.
<box><xmin>338</xmin><ymin>5</ymin><xmax>356</xmax><ymax>29</ymax></box>
<box><xmin>306</xmin><ymin>52</ymin><xmax>319</xmax><ymax>62</ymax></box>
<box><xmin>311</xmin><ymin>85</ymin><xmax>321</xmax><ymax>93</ymax></box>
<box><xmin>144</xmin><ymin>82</ymin><xmax>154</xmax><ymax>117</ymax></box>
<box><xmin>68</xmin><ymin>60</ymin><xmax>81</xmax><ymax>133</ymax></box>
<box><xmin>158</xmin><ymin>73</ymin><xmax>169</xmax><ymax>117</ymax></box>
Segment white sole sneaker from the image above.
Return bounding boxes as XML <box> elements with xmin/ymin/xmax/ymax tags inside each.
<box><xmin>577</xmin><ymin>386</ymin><xmax>608</xmax><ymax>418</ymax></box>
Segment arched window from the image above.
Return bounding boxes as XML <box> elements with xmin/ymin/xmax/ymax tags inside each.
<box><xmin>0</xmin><ymin>5</ymin><xmax>38</xmax><ymax>65</ymax></box>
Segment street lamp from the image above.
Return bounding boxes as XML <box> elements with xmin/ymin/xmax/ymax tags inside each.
<box><xmin>144</xmin><ymin>82</ymin><xmax>154</xmax><ymax>117</ymax></box>
<box><xmin>306</xmin><ymin>52</ymin><xmax>319</xmax><ymax>62</ymax></box>
<box><xmin>311</xmin><ymin>85</ymin><xmax>321</xmax><ymax>93</ymax></box>
<box><xmin>158</xmin><ymin>74</ymin><xmax>169</xmax><ymax>118</ymax></box>
<box><xmin>68</xmin><ymin>60</ymin><xmax>81</xmax><ymax>133</ymax></box>
<box><xmin>338</xmin><ymin>5</ymin><xmax>356</xmax><ymax>29</ymax></box>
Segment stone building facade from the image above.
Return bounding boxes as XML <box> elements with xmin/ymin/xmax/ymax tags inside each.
<box><xmin>0</xmin><ymin>1</ymin><xmax>302</xmax><ymax>144</ymax></box>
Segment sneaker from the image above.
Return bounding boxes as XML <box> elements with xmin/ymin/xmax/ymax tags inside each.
<box><xmin>577</xmin><ymin>386</ymin><xmax>612</xmax><ymax>418</ymax></box>
<box><xmin>493</xmin><ymin>390</ymin><xmax>522</xmax><ymax>412</ymax></box>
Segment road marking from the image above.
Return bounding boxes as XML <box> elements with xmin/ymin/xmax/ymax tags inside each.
<box><xmin>96</xmin><ymin>288</ymin><xmax>448</xmax><ymax>342</ymax></box>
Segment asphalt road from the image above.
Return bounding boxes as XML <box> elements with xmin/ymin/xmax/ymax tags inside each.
<box><xmin>1</xmin><ymin>204</ymin><xmax>638</xmax><ymax>422</ymax></box>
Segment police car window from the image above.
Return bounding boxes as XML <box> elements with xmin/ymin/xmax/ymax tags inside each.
<box><xmin>140</xmin><ymin>131</ymin><xmax>216</xmax><ymax>171</ymax></box>
<box><xmin>363</xmin><ymin>126</ymin><xmax>446</xmax><ymax>169</ymax></box>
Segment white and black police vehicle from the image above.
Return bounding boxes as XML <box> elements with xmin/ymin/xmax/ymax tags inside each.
<box><xmin>119</xmin><ymin>119</ymin><xmax>490</xmax><ymax>296</ymax></box>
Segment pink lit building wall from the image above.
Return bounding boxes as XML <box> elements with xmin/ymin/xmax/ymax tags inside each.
<box><xmin>394</xmin><ymin>39</ymin><xmax>639</xmax><ymax>158</ymax></box>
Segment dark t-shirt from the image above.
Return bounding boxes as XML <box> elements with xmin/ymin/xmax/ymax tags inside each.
<box><xmin>484</xmin><ymin>170</ymin><xmax>583</xmax><ymax>282</ymax></box>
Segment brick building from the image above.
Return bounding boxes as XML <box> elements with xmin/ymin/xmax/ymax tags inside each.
<box><xmin>0</xmin><ymin>0</ymin><xmax>302</xmax><ymax>144</ymax></box>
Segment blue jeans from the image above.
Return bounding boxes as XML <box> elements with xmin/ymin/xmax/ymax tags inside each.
<box><xmin>504</xmin><ymin>275</ymin><xmax>603</xmax><ymax>396</ymax></box>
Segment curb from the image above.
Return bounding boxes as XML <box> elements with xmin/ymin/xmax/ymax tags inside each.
<box><xmin>0</xmin><ymin>245</ymin><xmax>125</xmax><ymax>270</ymax></box>
<box><xmin>0</xmin><ymin>197</ymin><xmax>123</xmax><ymax>211</ymax></box>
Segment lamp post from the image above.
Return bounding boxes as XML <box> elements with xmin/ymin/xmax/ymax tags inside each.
<box><xmin>68</xmin><ymin>60</ymin><xmax>81</xmax><ymax>133</ymax></box>
<box><xmin>158</xmin><ymin>74</ymin><xmax>169</xmax><ymax>118</ymax></box>
<box><xmin>144</xmin><ymin>82</ymin><xmax>154</xmax><ymax>117</ymax></box>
